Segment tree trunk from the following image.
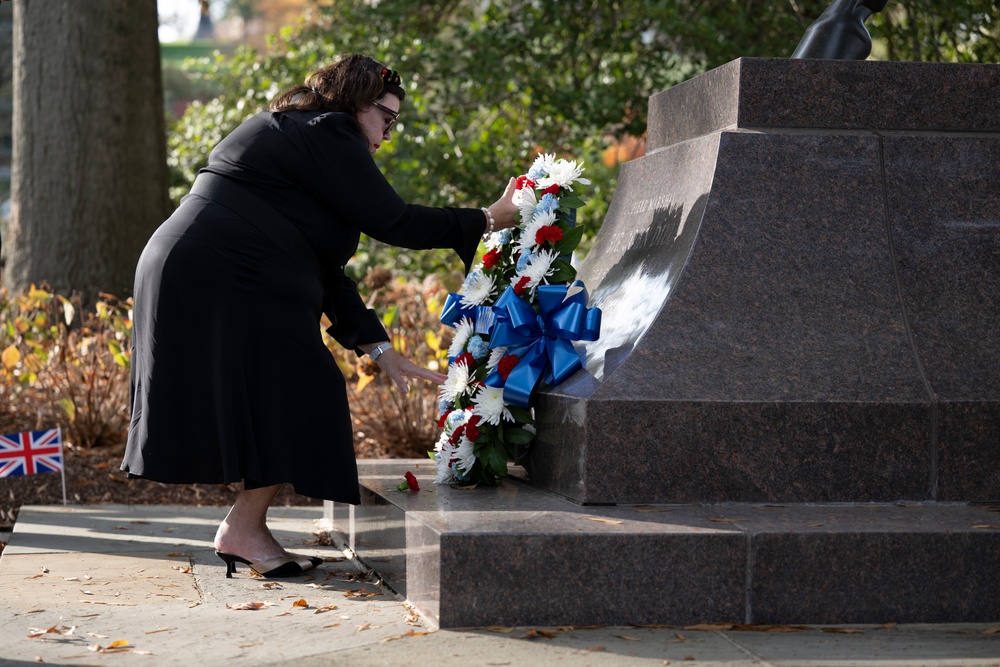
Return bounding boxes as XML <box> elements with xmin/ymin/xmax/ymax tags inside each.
<box><xmin>3</xmin><ymin>0</ymin><xmax>170</xmax><ymax>303</ymax></box>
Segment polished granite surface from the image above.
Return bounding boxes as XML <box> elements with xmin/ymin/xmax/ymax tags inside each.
<box><xmin>527</xmin><ymin>60</ymin><xmax>1000</xmax><ymax>505</ymax></box>
<box><xmin>325</xmin><ymin>462</ymin><xmax>1000</xmax><ymax>627</ymax></box>
<box><xmin>648</xmin><ymin>58</ymin><xmax>1000</xmax><ymax>150</ymax></box>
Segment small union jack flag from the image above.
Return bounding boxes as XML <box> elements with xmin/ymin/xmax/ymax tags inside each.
<box><xmin>0</xmin><ymin>428</ymin><xmax>64</xmax><ymax>477</ymax></box>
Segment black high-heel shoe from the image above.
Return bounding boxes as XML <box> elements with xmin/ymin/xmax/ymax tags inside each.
<box><xmin>215</xmin><ymin>551</ymin><xmax>320</xmax><ymax>578</ymax></box>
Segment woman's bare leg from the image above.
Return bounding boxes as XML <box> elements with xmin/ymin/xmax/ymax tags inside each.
<box><xmin>213</xmin><ymin>484</ymin><xmax>286</xmax><ymax>562</ymax></box>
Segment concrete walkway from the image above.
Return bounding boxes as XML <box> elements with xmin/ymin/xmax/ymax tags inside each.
<box><xmin>1</xmin><ymin>504</ymin><xmax>999</xmax><ymax>666</ymax></box>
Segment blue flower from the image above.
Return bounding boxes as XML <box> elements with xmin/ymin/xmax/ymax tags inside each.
<box><xmin>497</xmin><ymin>229</ymin><xmax>513</xmax><ymax>245</ymax></box>
<box><xmin>467</xmin><ymin>335</ymin><xmax>489</xmax><ymax>360</ymax></box>
<box><xmin>446</xmin><ymin>411</ymin><xmax>466</xmax><ymax>430</ymax></box>
<box><xmin>534</xmin><ymin>194</ymin><xmax>559</xmax><ymax>216</ymax></box>
<box><xmin>516</xmin><ymin>252</ymin><xmax>534</xmax><ymax>272</ymax></box>
<box><xmin>438</xmin><ymin>399</ymin><xmax>451</xmax><ymax>415</ymax></box>
<box><xmin>462</xmin><ymin>270</ymin><xmax>481</xmax><ymax>290</ymax></box>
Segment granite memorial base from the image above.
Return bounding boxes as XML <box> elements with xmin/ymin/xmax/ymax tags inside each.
<box><xmin>325</xmin><ymin>59</ymin><xmax>1000</xmax><ymax>627</ymax></box>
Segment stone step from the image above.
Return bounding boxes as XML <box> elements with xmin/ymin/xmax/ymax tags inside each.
<box><xmin>325</xmin><ymin>460</ymin><xmax>1000</xmax><ymax>629</ymax></box>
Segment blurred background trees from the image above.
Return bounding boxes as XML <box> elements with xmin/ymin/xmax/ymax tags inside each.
<box><xmin>0</xmin><ymin>0</ymin><xmax>997</xmax><ymax>297</ymax></box>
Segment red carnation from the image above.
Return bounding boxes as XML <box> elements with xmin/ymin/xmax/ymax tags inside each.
<box><xmin>455</xmin><ymin>352</ymin><xmax>475</xmax><ymax>368</ymax></box>
<box><xmin>449</xmin><ymin>424</ymin><xmax>466</xmax><ymax>444</ymax></box>
<box><xmin>515</xmin><ymin>175</ymin><xmax>529</xmax><ymax>190</ymax></box>
<box><xmin>498</xmin><ymin>354</ymin><xmax>519</xmax><ymax>381</ymax></box>
<box><xmin>465</xmin><ymin>415</ymin><xmax>481</xmax><ymax>442</ymax></box>
<box><xmin>404</xmin><ymin>471</ymin><xmax>420</xmax><ymax>491</ymax></box>
<box><xmin>543</xmin><ymin>184</ymin><xmax>560</xmax><ymax>196</ymax></box>
<box><xmin>535</xmin><ymin>225</ymin><xmax>564</xmax><ymax>245</ymax></box>
<box><xmin>437</xmin><ymin>410</ymin><xmax>452</xmax><ymax>428</ymax></box>
<box><xmin>513</xmin><ymin>276</ymin><xmax>531</xmax><ymax>296</ymax></box>
<box><xmin>482</xmin><ymin>248</ymin><xmax>501</xmax><ymax>269</ymax></box>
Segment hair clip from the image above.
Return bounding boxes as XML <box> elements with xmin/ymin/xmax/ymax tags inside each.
<box><xmin>381</xmin><ymin>68</ymin><xmax>402</xmax><ymax>87</ymax></box>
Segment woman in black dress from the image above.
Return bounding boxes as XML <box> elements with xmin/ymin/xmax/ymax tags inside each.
<box><xmin>123</xmin><ymin>54</ymin><xmax>518</xmax><ymax>578</ymax></box>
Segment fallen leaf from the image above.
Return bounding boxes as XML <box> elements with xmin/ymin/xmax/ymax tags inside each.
<box><xmin>167</xmin><ymin>553</ymin><xmax>186</xmax><ymax>557</ymax></box>
<box><xmin>106</xmin><ymin>640</ymin><xmax>130</xmax><ymax>649</ymax></box>
<box><xmin>238</xmin><ymin>642</ymin><xmax>264</xmax><ymax>649</ymax></box>
<box><xmin>982</xmin><ymin>626</ymin><xmax>1000</xmax><ymax>635</ymax></box>
<box><xmin>821</xmin><ymin>628</ymin><xmax>864</xmax><ymax>634</ymax></box>
<box><xmin>113</xmin><ymin>525</ymin><xmax>131</xmax><ymax>531</ymax></box>
<box><xmin>972</xmin><ymin>524</ymin><xmax>1000</xmax><ymax>530</ymax></box>
<box><xmin>613</xmin><ymin>635</ymin><xmax>641</xmax><ymax>641</ymax></box>
<box><xmin>323</xmin><ymin>556</ymin><xmax>345</xmax><ymax>563</ymax></box>
<box><xmin>27</xmin><ymin>625</ymin><xmax>76</xmax><ymax>639</ymax></box>
<box><xmin>879</xmin><ymin>622</ymin><xmax>898</xmax><ymax>629</ymax></box>
<box><xmin>26</xmin><ymin>574</ymin><xmax>44</xmax><ymax>580</ymax></box>
<box><xmin>292</xmin><ymin>599</ymin><xmax>309</xmax><ymax>608</ymax></box>
<box><xmin>586</xmin><ymin>646</ymin><xmax>606</xmax><ymax>652</ymax></box>
<box><xmin>584</xmin><ymin>517</ymin><xmax>623</xmax><ymax>525</ymax></box>
<box><xmin>518</xmin><ymin>629</ymin><xmax>557</xmax><ymax>639</ymax></box>
<box><xmin>683</xmin><ymin>657</ymin><xmax>695</xmax><ymax>662</ymax></box>
<box><xmin>357</xmin><ymin>622</ymin><xmax>372</xmax><ymax>631</ymax></box>
<box><xmin>260</xmin><ymin>582</ymin><xmax>282</xmax><ymax>589</ymax></box>
<box><xmin>633</xmin><ymin>508</ymin><xmax>673</xmax><ymax>513</ymax></box>
<box><xmin>88</xmin><ymin>633</ymin><xmax>110</xmax><ymax>639</ymax></box>
<box><xmin>306</xmin><ymin>583</ymin><xmax>326</xmax><ymax>589</ymax></box>
<box><xmin>684</xmin><ymin>623</ymin><xmax>733</xmax><ymax>631</ymax></box>
<box><xmin>322</xmin><ymin>623</ymin><xmax>341</xmax><ymax>628</ymax></box>
<box><xmin>380</xmin><ymin>629</ymin><xmax>430</xmax><ymax>642</ymax></box>
<box><xmin>144</xmin><ymin>627</ymin><xmax>174</xmax><ymax>634</ymax></box>
<box><xmin>64</xmin><ymin>576</ymin><xmax>81</xmax><ymax>582</ymax></box>
<box><xmin>486</xmin><ymin>626</ymin><xmax>515</xmax><ymax>633</ymax></box>
<box><xmin>16</xmin><ymin>609</ymin><xmax>46</xmax><ymax>616</ymax></box>
<box><xmin>227</xmin><ymin>601</ymin><xmax>266</xmax><ymax>611</ymax></box>
<box><xmin>808</xmin><ymin>523</ymin><xmax>825</xmax><ymax>527</ymax></box>
<box><xmin>731</xmin><ymin>624</ymin><xmax>811</xmax><ymax>632</ymax></box>
<box><xmin>314</xmin><ymin>605</ymin><xmax>339</xmax><ymax>614</ymax></box>
<box><xmin>707</xmin><ymin>517</ymin><xmax>744</xmax><ymax>523</ymax></box>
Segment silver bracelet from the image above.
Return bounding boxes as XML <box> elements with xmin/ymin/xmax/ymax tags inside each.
<box><xmin>481</xmin><ymin>206</ymin><xmax>495</xmax><ymax>239</ymax></box>
<box><xmin>369</xmin><ymin>342</ymin><xmax>391</xmax><ymax>362</ymax></box>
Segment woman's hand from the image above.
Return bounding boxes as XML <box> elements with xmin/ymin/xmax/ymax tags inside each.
<box><xmin>376</xmin><ymin>348</ymin><xmax>447</xmax><ymax>393</ymax></box>
<box><xmin>488</xmin><ymin>177</ymin><xmax>520</xmax><ymax>231</ymax></box>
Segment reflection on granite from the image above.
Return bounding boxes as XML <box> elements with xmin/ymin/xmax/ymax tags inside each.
<box><xmin>325</xmin><ymin>462</ymin><xmax>1000</xmax><ymax>627</ymax></box>
<box><xmin>649</xmin><ymin>58</ymin><xmax>1000</xmax><ymax>151</ymax></box>
<box><xmin>530</xmin><ymin>59</ymin><xmax>1000</xmax><ymax>505</ymax></box>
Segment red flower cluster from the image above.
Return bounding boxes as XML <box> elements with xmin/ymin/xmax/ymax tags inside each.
<box><xmin>515</xmin><ymin>175</ymin><xmax>536</xmax><ymax>190</ymax></box>
<box><xmin>455</xmin><ymin>352</ymin><xmax>475</xmax><ymax>367</ymax></box>
<box><xmin>513</xmin><ymin>276</ymin><xmax>531</xmax><ymax>296</ymax></box>
<box><xmin>482</xmin><ymin>248</ymin><xmax>501</xmax><ymax>269</ymax></box>
<box><xmin>437</xmin><ymin>409</ymin><xmax>452</xmax><ymax>428</ymax></box>
<box><xmin>535</xmin><ymin>225</ymin><xmax>564</xmax><ymax>245</ymax></box>
<box><xmin>498</xmin><ymin>353</ymin><xmax>519</xmax><ymax>381</ymax></box>
<box><xmin>404</xmin><ymin>471</ymin><xmax>420</xmax><ymax>491</ymax></box>
<box><xmin>542</xmin><ymin>184</ymin><xmax>560</xmax><ymax>196</ymax></box>
<box><xmin>465</xmin><ymin>414</ymin><xmax>482</xmax><ymax>442</ymax></box>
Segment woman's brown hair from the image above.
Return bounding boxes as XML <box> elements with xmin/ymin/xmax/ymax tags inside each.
<box><xmin>270</xmin><ymin>54</ymin><xmax>405</xmax><ymax>115</ymax></box>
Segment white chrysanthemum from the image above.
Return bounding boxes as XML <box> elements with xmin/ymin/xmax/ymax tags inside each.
<box><xmin>516</xmin><ymin>209</ymin><xmax>557</xmax><ymax>254</ymax></box>
<box><xmin>439</xmin><ymin>361</ymin><xmax>472</xmax><ymax>403</ymax></box>
<box><xmin>459</xmin><ymin>271</ymin><xmax>497</xmax><ymax>307</ymax></box>
<box><xmin>538</xmin><ymin>159</ymin><xmax>591</xmax><ymax>191</ymax></box>
<box><xmin>446</xmin><ymin>317</ymin><xmax>475</xmax><ymax>358</ymax></box>
<box><xmin>483</xmin><ymin>231</ymin><xmax>506</xmax><ymax>251</ymax></box>
<box><xmin>454</xmin><ymin>435</ymin><xmax>477</xmax><ymax>475</ymax></box>
<box><xmin>528</xmin><ymin>153</ymin><xmax>556</xmax><ymax>180</ymax></box>
<box><xmin>522</xmin><ymin>249</ymin><xmax>559</xmax><ymax>287</ymax></box>
<box><xmin>472</xmin><ymin>386</ymin><xmax>514</xmax><ymax>425</ymax></box>
<box><xmin>486</xmin><ymin>346</ymin><xmax>508</xmax><ymax>371</ymax></box>
<box><xmin>515</xmin><ymin>184</ymin><xmax>537</xmax><ymax>226</ymax></box>
<box><xmin>433</xmin><ymin>430</ymin><xmax>451</xmax><ymax>453</ymax></box>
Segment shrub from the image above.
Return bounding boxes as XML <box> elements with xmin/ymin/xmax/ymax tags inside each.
<box><xmin>0</xmin><ymin>286</ymin><xmax>131</xmax><ymax>448</ymax></box>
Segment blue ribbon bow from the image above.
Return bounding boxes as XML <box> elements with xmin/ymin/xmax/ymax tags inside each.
<box><xmin>440</xmin><ymin>293</ymin><xmax>497</xmax><ymax>360</ymax></box>
<box><xmin>485</xmin><ymin>281</ymin><xmax>601</xmax><ymax>407</ymax></box>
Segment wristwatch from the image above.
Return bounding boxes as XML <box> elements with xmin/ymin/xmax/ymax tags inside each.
<box><xmin>369</xmin><ymin>342</ymin><xmax>392</xmax><ymax>362</ymax></box>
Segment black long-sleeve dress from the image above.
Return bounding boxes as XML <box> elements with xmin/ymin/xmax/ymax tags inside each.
<box><xmin>122</xmin><ymin>110</ymin><xmax>484</xmax><ymax>503</ymax></box>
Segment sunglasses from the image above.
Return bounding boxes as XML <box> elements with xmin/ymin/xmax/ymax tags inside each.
<box><xmin>371</xmin><ymin>101</ymin><xmax>400</xmax><ymax>137</ymax></box>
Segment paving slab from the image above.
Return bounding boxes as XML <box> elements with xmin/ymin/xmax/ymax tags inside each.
<box><xmin>1</xmin><ymin>504</ymin><xmax>999</xmax><ymax>667</ymax></box>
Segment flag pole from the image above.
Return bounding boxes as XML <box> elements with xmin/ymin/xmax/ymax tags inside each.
<box><xmin>58</xmin><ymin>427</ymin><xmax>67</xmax><ymax>505</ymax></box>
